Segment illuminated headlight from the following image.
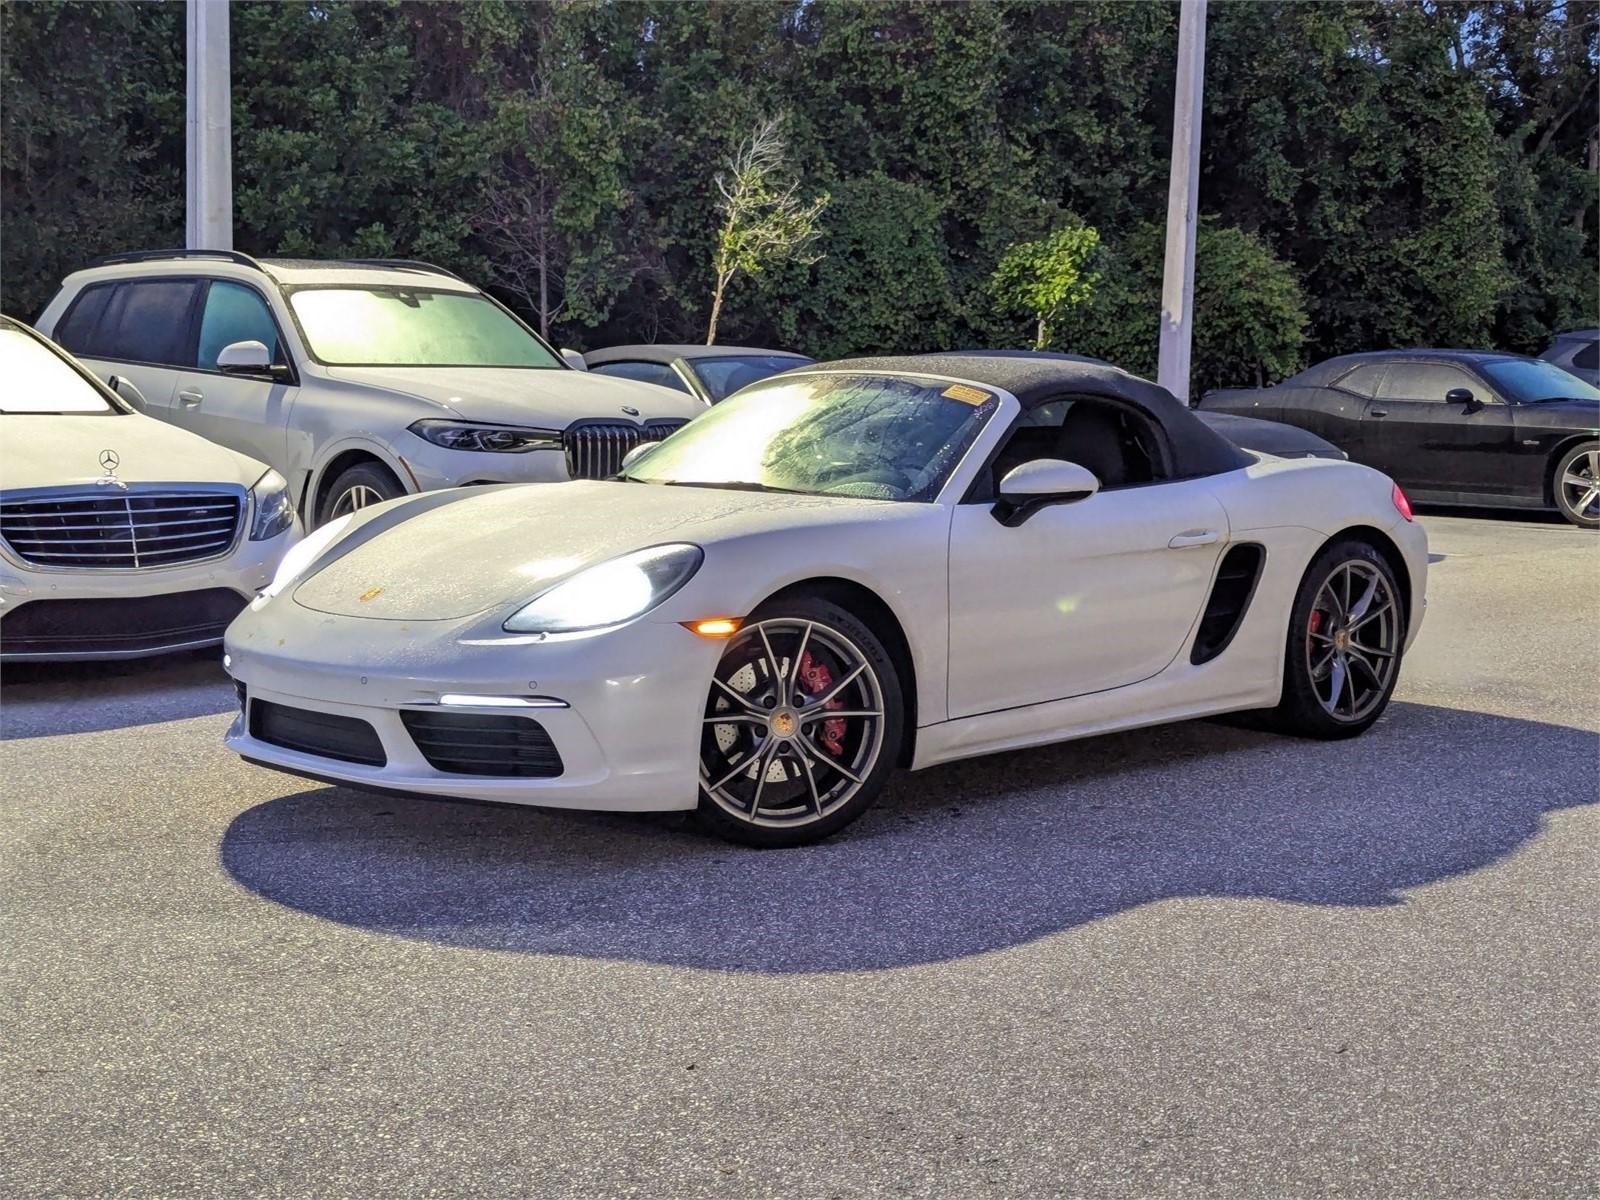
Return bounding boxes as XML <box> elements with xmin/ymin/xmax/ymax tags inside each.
<box><xmin>409</xmin><ymin>419</ymin><xmax>560</xmax><ymax>453</ymax></box>
<box><xmin>249</xmin><ymin>469</ymin><xmax>295</xmax><ymax>541</ymax></box>
<box><xmin>257</xmin><ymin>514</ymin><xmax>353</xmax><ymax>602</ymax></box>
<box><xmin>503</xmin><ymin>544</ymin><xmax>703</xmax><ymax>634</ymax></box>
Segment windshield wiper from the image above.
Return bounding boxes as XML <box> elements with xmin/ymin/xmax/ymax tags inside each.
<box><xmin>658</xmin><ymin>479</ymin><xmax>811</xmax><ymax>495</ymax></box>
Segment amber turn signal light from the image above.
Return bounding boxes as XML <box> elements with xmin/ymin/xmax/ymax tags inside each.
<box><xmin>683</xmin><ymin>617</ymin><xmax>742</xmax><ymax>639</ymax></box>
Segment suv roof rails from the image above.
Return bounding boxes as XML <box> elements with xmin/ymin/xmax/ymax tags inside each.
<box><xmin>333</xmin><ymin>258</ymin><xmax>465</xmax><ymax>282</ymax></box>
<box><xmin>85</xmin><ymin>248</ymin><xmax>267</xmax><ymax>271</ymax></box>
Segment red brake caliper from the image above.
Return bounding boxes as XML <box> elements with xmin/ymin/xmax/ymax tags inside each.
<box><xmin>799</xmin><ymin>651</ymin><xmax>847</xmax><ymax>756</ymax></box>
<box><xmin>1308</xmin><ymin>608</ymin><xmax>1324</xmax><ymax>655</ymax></box>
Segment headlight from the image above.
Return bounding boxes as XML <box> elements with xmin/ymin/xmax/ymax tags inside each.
<box><xmin>249</xmin><ymin>469</ymin><xmax>295</xmax><ymax>541</ymax></box>
<box><xmin>503</xmin><ymin>543</ymin><xmax>703</xmax><ymax>634</ymax></box>
<box><xmin>258</xmin><ymin>514</ymin><xmax>353</xmax><ymax>601</ymax></box>
<box><xmin>408</xmin><ymin>419</ymin><xmax>560</xmax><ymax>453</ymax></box>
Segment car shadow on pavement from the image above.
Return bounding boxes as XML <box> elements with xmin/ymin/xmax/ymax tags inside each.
<box><xmin>0</xmin><ymin>648</ymin><xmax>234</xmax><ymax>740</ymax></box>
<box><xmin>219</xmin><ymin>701</ymin><xmax>1597</xmax><ymax>973</ymax></box>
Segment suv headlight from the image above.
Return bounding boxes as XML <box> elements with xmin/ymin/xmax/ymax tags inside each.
<box><xmin>249</xmin><ymin>470</ymin><xmax>295</xmax><ymax>541</ymax></box>
<box><xmin>409</xmin><ymin>419</ymin><xmax>561</xmax><ymax>453</ymax></box>
<box><xmin>503</xmin><ymin>544</ymin><xmax>703</xmax><ymax>634</ymax></box>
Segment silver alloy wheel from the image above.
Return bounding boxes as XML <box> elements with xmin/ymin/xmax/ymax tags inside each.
<box><xmin>1559</xmin><ymin>448</ymin><xmax>1600</xmax><ymax>521</ymax></box>
<box><xmin>1305</xmin><ymin>559</ymin><xmax>1400</xmax><ymax>723</ymax></box>
<box><xmin>330</xmin><ymin>484</ymin><xmax>386</xmax><ymax>516</ymax></box>
<box><xmin>700</xmin><ymin>618</ymin><xmax>886</xmax><ymax>829</ymax></box>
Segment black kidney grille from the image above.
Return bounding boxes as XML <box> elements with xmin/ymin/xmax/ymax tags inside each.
<box><xmin>563</xmin><ymin>421</ymin><xmax>686</xmax><ymax>480</ymax></box>
<box><xmin>0</xmin><ymin>489</ymin><xmax>243</xmax><ymax>568</ymax></box>
<box><xmin>400</xmin><ymin>710</ymin><xmax>565</xmax><ymax>778</ymax></box>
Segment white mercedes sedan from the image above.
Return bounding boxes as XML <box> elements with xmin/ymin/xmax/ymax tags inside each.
<box><xmin>0</xmin><ymin>318</ymin><xmax>301</xmax><ymax>661</ymax></box>
<box><xmin>223</xmin><ymin>355</ymin><xmax>1427</xmax><ymax>846</ymax></box>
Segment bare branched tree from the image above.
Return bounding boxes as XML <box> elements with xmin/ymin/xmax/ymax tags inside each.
<box><xmin>706</xmin><ymin>116</ymin><xmax>829</xmax><ymax>344</ymax></box>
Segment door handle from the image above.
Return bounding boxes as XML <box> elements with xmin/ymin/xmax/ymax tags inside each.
<box><xmin>1169</xmin><ymin>530</ymin><xmax>1220</xmax><ymax>549</ymax></box>
<box><xmin>178</xmin><ymin>389</ymin><xmax>204</xmax><ymax>407</ymax></box>
<box><xmin>1370</xmin><ymin>408</ymin><xmax>1388</xmax><ymax>418</ymax></box>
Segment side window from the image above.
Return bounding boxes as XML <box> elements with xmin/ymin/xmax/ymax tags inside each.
<box><xmin>54</xmin><ymin>283</ymin><xmax>116</xmax><ymax>355</ymax></box>
<box><xmin>1378</xmin><ymin>363</ymin><xmax>1478</xmax><ymax>402</ymax></box>
<box><xmin>590</xmin><ymin>360</ymin><xmax>691</xmax><ymax>393</ymax></box>
<box><xmin>1335</xmin><ymin>363</ymin><xmax>1387</xmax><ymax>398</ymax></box>
<box><xmin>197</xmin><ymin>281</ymin><xmax>281</xmax><ymax>371</ymax></box>
<box><xmin>984</xmin><ymin>397</ymin><xmax>1166</xmax><ymax>499</ymax></box>
<box><xmin>1572</xmin><ymin>340</ymin><xmax>1599</xmax><ymax>371</ymax></box>
<box><xmin>77</xmin><ymin>279</ymin><xmax>202</xmax><ymax>367</ymax></box>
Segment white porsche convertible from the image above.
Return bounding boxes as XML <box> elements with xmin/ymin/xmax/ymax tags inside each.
<box><xmin>224</xmin><ymin>355</ymin><xmax>1427</xmax><ymax>846</ymax></box>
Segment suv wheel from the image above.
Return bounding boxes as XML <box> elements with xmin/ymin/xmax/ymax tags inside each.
<box><xmin>318</xmin><ymin>462</ymin><xmax>403</xmax><ymax>525</ymax></box>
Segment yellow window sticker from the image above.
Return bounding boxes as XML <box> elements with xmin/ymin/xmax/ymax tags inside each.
<box><xmin>941</xmin><ymin>383</ymin><xmax>990</xmax><ymax>406</ymax></box>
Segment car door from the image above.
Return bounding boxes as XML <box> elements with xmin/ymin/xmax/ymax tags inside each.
<box><xmin>1364</xmin><ymin>361</ymin><xmax>1515</xmax><ymax>494</ymax></box>
<box><xmin>945</xmin><ymin>400</ymin><xmax>1230</xmax><ymax>718</ymax></box>
<box><xmin>170</xmin><ymin>279</ymin><xmax>298</xmax><ymax>473</ymax></box>
<box><xmin>51</xmin><ymin>278</ymin><xmax>199</xmax><ymax>419</ymax></box>
<box><xmin>1316</xmin><ymin>362</ymin><xmax>1389</xmax><ymax>460</ymax></box>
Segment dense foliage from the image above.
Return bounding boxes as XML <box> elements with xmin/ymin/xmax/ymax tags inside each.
<box><xmin>2</xmin><ymin>0</ymin><xmax>1595</xmax><ymax>389</ymax></box>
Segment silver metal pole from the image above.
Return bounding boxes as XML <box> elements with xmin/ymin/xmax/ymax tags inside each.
<box><xmin>186</xmin><ymin>0</ymin><xmax>233</xmax><ymax>250</ymax></box>
<box><xmin>1157</xmin><ymin>0</ymin><xmax>1206</xmax><ymax>404</ymax></box>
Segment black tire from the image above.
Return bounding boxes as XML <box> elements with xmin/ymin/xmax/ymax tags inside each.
<box><xmin>1552</xmin><ymin>441</ymin><xmax>1600</xmax><ymax>529</ymax></box>
<box><xmin>1270</xmin><ymin>537</ymin><xmax>1404</xmax><ymax>740</ymax></box>
<box><xmin>316</xmin><ymin>462</ymin><xmax>404</xmax><ymax>526</ymax></box>
<box><xmin>693</xmin><ymin>596</ymin><xmax>904</xmax><ymax>848</ymax></box>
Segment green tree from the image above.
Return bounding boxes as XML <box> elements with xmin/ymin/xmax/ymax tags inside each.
<box><xmin>989</xmin><ymin>223</ymin><xmax>1102</xmax><ymax>351</ymax></box>
<box><xmin>706</xmin><ymin>115</ymin><xmax>829</xmax><ymax>344</ymax></box>
<box><xmin>1063</xmin><ymin>221</ymin><xmax>1307</xmax><ymax>392</ymax></box>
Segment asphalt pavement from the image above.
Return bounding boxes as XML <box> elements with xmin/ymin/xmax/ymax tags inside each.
<box><xmin>3</xmin><ymin>512</ymin><xmax>1596</xmax><ymax>1198</ymax></box>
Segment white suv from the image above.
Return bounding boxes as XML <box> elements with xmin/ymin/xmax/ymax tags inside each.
<box><xmin>36</xmin><ymin>252</ymin><xmax>705</xmax><ymax>524</ymax></box>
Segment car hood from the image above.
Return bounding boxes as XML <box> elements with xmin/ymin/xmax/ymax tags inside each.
<box><xmin>323</xmin><ymin>365</ymin><xmax>707</xmax><ymax>426</ymax></box>
<box><xmin>292</xmin><ymin>481</ymin><xmax>900</xmax><ymax>621</ymax></box>
<box><xmin>0</xmin><ymin>412</ymin><xmax>264</xmax><ymax>491</ymax></box>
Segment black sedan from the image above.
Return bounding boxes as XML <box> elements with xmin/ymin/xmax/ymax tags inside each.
<box><xmin>1199</xmin><ymin>351</ymin><xmax>1600</xmax><ymax>528</ymax></box>
<box><xmin>583</xmin><ymin>344</ymin><xmax>814</xmax><ymax>405</ymax></box>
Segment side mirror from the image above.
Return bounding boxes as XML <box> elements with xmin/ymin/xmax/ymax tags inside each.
<box><xmin>561</xmin><ymin>348</ymin><xmax>588</xmax><ymax>371</ymax></box>
<box><xmin>217</xmin><ymin>340</ymin><xmax>278</xmax><ymax>378</ymax></box>
<box><xmin>106</xmin><ymin>374</ymin><xmax>147</xmax><ymax>412</ymax></box>
<box><xmin>1446</xmin><ymin>387</ymin><xmax>1484</xmax><ymax>414</ymax></box>
<box><xmin>993</xmin><ymin>458</ymin><xmax>1101</xmax><ymax>527</ymax></box>
<box><xmin>619</xmin><ymin>442</ymin><xmax>657</xmax><ymax>473</ymax></box>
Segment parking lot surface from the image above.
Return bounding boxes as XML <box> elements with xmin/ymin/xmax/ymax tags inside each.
<box><xmin>3</xmin><ymin>513</ymin><xmax>1596</xmax><ymax>1198</ymax></box>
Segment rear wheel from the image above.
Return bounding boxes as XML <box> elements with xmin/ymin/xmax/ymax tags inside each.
<box><xmin>694</xmin><ymin>598</ymin><xmax>902</xmax><ymax>848</ymax></box>
<box><xmin>1552</xmin><ymin>442</ymin><xmax>1600</xmax><ymax>529</ymax></box>
<box><xmin>1271</xmin><ymin>539</ymin><xmax>1404</xmax><ymax>739</ymax></box>
<box><xmin>318</xmin><ymin>462</ymin><xmax>404</xmax><ymax>526</ymax></box>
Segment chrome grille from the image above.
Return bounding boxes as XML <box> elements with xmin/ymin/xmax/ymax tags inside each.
<box><xmin>562</xmin><ymin>421</ymin><xmax>686</xmax><ymax>480</ymax></box>
<box><xmin>0</xmin><ymin>488</ymin><xmax>244</xmax><ymax>569</ymax></box>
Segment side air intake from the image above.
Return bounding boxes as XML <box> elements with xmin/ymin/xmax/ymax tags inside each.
<box><xmin>1191</xmin><ymin>544</ymin><xmax>1265</xmax><ymax>665</ymax></box>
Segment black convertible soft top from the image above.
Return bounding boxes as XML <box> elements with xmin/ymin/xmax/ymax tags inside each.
<box><xmin>804</xmin><ymin>352</ymin><xmax>1254</xmax><ymax>480</ymax></box>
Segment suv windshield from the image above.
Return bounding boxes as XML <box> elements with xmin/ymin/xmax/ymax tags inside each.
<box><xmin>0</xmin><ymin>325</ymin><xmax>121</xmax><ymax>415</ymax></box>
<box><xmin>1480</xmin><ymin>358</ymin><xmax>1600</xmax><ymax>403</ymax></box>
<box><xmin>288</xmin><ymin>287</ymin><xmax>561</xmax><ymax>368</ymax></box>
<box><xmin>623</xmin><ymin>372</ymin><xmax>1000</xmax><ymax>501</ymax></box>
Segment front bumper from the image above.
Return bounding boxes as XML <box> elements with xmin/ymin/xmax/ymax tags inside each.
<box><xmin>223</xmin><ymin>602</ymin><xmax>722</xmax><ymax>811</ymax></box>
<box><xmin>0</xmin><ymin>525</ymin><xmax>299</xmax><ymax>661</ymax></box>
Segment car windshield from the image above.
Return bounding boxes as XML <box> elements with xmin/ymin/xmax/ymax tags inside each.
<box><xmin>1480</xmin><ymin>358</ymin><xmax>1600</xmax><ymax>403</ymax></box>
<box><xmin>288</xmin><ymin>287</ymin><xmax>561</xmax><ymax>368</ymax></box>
<box><xmin>623</xmin><ymin>372</ymin><xmax>1001</xmax><ymax>501</ymax></box>
<box><xmin>694</xmin><ymin>355</ymin><xmax>813</xmax><ymax>402</ymax></box>
<box><xmin>0</xmin><ymin>326</ymin><xmax>120</xmax><ymax>415</ymax></box>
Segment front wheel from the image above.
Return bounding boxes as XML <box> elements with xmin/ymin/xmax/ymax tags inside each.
<box><xmin>695</xmin><ymin>598</ymin><xmax>903</xmax><ymax>847</ymax></box>
<box><xmin>1271</xmin><ymin>539</ymin><xmax>1404</xmax><ymax>739</ymax></box>
<box><xmin>1552</xmin><ymin>442</ymin><xmax>1600</xmax><ymax>529</ymax></box>
<box><xmin>317</xmin><ymin>462</ymin><xmax>404</xmax><ymax>526</ymax></box>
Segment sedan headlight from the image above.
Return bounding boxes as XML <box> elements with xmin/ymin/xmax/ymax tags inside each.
<box><xmin>503</xmin><ymin>544</ymin><xmax>703</xmax><ymax>634</ymax></box>
<box><xmin>257</xmin><ymin>514</ymin><xmax>353</xmax><ymax>602</ymax></box>
<box><xmin>249</xmin><ymin>469</ymin><xmax>295</xmax><ymax>541</ymax></box>
<box><xmin>409</xmin><ymin>419</ymin><xmax>561</xmax><ymax>453</ymax></box>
